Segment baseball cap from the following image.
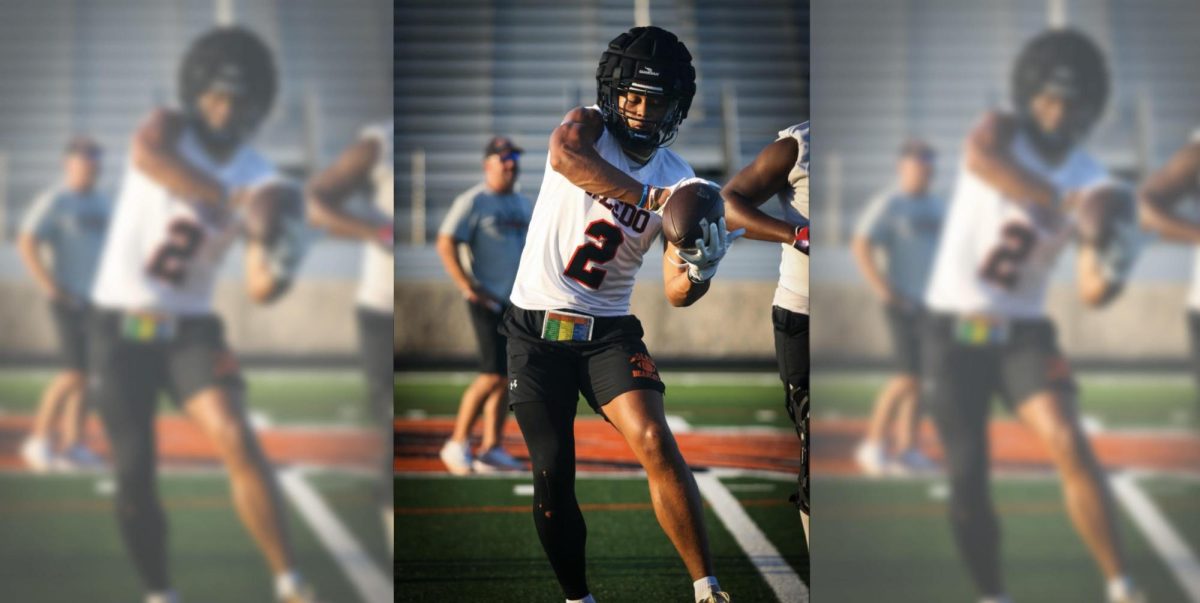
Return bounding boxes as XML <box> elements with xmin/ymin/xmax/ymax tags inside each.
<box><xmin>64</xmin><ymin>135</ymin><xmax>102</xmax><ymax>160</ymax></box>
<box><xmin>484</xmin><ymin>136</ymin><xmax>523</xmax><ymax>158</ymax></box>
<box><xmin>898</xmin><ymin>139</ymin><xmax>935</xmax><ymax>162</ymax></box>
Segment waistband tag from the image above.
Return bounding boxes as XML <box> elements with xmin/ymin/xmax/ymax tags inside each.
<box><xmin>541</xmin><ymin>310</ymin><xmax>594</xmax><ymax>342</ymax></box>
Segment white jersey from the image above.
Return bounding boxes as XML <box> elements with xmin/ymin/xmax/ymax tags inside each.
<box><xmin>1188</xmin><ymin>129</ymin><xmax>1200</xmax><ymax>310</ymax></box>
<box><xmin>509</xmin><ymin>109</ymin><xmax>694</xmax><ymax>316</ymax></box>
<box><xmin>357</xmin><ymin>120</ymin><xmax>395</xmax><ymax>312</ymax></box>
<box><xmin>924</xmin><ymin>131</ymin><xmax>1108</xmax><ymax>319</ymax></box>
<box><xmin>91</xmin><ymin>127</ymin><xmax>277</xmax><ymax>315</ymax></box>
<box><xmin>773</xmin><ymin>122</ymin><xmax>810</xmax><ymax>315</ymax></box>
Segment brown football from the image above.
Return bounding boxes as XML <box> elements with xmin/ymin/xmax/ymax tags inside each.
<box><xmin>1076</xmin><ymin>184</ymin><xmax>1134</xmax><ymax>248</ymax></box>
<box><xmin>244</xmin><ymin>182</ymin><xmax>303</xmax><ymax>244</ymax></box>
<box><xmin>661</xmin><ymin>180</ymin><xmax>724</xmax><ymax>249</ymax></box>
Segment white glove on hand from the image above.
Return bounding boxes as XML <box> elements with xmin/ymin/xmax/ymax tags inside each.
<box><xmin>677</xmin><ymin>217</ymin><xmax>745</xmax><ymax>283</ymax></box>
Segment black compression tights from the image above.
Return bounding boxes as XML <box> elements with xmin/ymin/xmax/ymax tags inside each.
<box><xmin>513</xmin><ymin>401</ymin><xmax>589</xmax><ymax>600</ymax></box>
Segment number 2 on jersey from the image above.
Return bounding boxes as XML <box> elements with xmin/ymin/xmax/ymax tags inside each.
<box><xmin>147</xmin><ymin>219</ymin><xmax>205</xmax><ymax>285</ymax></box>
<box><xmin>979</xmin><ymin>222</ymin><xmax>1036</xmax><ymax>288</ymax></box>
<box><xmin>564</xmin><ymin>220</ymin><xmax>624</xmax><ymax>289</ymax></box>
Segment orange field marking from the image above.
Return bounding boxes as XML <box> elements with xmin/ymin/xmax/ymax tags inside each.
<box><xmin>0</xmin><ymin>417</ymin><xmax>383</xmax><ymax>471</ymax></box>
<box><xmin>395</xmin><ymin>498</ymin><xmax>791</xmax><ymax>516</ymax></box>
<box><xmin>395</xmin><ymin>417</ymin><xmax>1199</xmax><ymax>477</ymax></box>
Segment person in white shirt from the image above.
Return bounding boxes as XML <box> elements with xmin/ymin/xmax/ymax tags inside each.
<box><xmin>505</xmin><ymin>26</ymin><xmax>738</xmax><ymax>603</ymax></box>
<box><xmin>87</xmin><ymin>27</ymin><xmax>315</xmax><ymax>603</ymax></box>
<box><xmin>1139</xmin><ymin>130</ymin><xmax>1200</xmax><ymax>411</ymax></box>
<box><xmin>921</xmin><ymin>29</ymin><xmax>1142</xmax><ymax>603</ymax></box>
<box><xmin>723</xmin><ymin>121</ymin><xmax>812</xmax><ymax>542</ymax></box>
<box><xmin>307</xmin><ymin>118</ymin><xmax>396</xmax><ymax>554</ymax></box>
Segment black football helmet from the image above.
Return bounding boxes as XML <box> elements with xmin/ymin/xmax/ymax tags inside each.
<box><xmin>596</xmin><ymin>26</ymin><xmax>696</xmax><ymax>150</ymax></box>
<box><xmin>1011</xmin><ymin>28</ymin><xmax>1109</xmax><ymax>155</ymax></box>
<box><xmin>178</xmin><ymin>26</ymin><xmax>277</xmax><ymax>147</ymax></box>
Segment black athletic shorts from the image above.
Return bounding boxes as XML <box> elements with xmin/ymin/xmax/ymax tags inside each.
<box><xmin>87</xmin><ymin>310</ymin><xmax>245</xmax><ymax>410</ymax></box>
<box><xmin>501</xmin><ymin>306</ymin><xmax>665</xmax><ymax>413</ymax></box>
<box><xmin>772</xmin><ymin>306</ymin><xmax>810</xmax><ymax>392</ymax></box>
<box><xmin>356</xmin><ymin>306</ymin><xmax>394</xmax><ymax>415</ymax></box>
<box><xmin>1189</xmin><ymin>311</ymin><xmax>1200</xmax><ymax>391</ymax></box>
<box><xmin>920</xmin><ymin>313</ymin><xmax>1076</xmax><ymax>414</ymax></box>
<box><xmin>885</xmin><ymin>303</ymin><xmax>923</xmax><ymax>376</ymax></box>
<box><xmin>467</xmin><ymin>301</ymin><xmax>508</xmax><ymax>375</ymax></box>
<box><xmin>50</xmin><ymin>299</ymin><xmax>90</xmax><ymax>371</ymax></box>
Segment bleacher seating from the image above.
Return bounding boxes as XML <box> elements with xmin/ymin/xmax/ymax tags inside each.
<box><xmin>393</xmin><ymin>0</ymin><xmax>809</xmax><ymax>243</ymax></box>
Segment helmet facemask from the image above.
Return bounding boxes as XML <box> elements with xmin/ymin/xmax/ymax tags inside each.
<box><xmin>596</xmin><ymin>26</ymin><xmax>696</xmax><ymax>153</ymax></box>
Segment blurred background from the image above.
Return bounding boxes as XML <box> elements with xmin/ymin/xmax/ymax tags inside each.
<box><xmin>809</xmin><ymin>1</ymin><xmax>1200</xmax><ymax>602</ymax></box>
<box><xmin>0</xmin><ymin>1</ymin><xmax>393</xmax><ymax>601</ymax></box>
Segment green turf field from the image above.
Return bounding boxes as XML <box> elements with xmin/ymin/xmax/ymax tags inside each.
<box><xmin>813</xmin><ymin>371</ymin><xmax>1199</xmax><ymax>428</ymax></box>
<box><xmin>394</xmin><ymin>474</ymin><xmax>807</xmax><ymax>602</ymax></box>
<box><xmin>812</xmin><ymin>474</ymin><xmax>1198</xmax><ymax>602</ymax></box>
<box><xmin>0</xmin><ymin>369</ymin><xmax>390</xmax><ymax>602</ymax></box>
<box><xmin>0</xmin><ymin>471</ymin><xmax>390</xmax><ymax>601</ymax></box>
<box><xmin>0</xmin><ymin>369</ymin><xmax>372</xmax><ymax>425</ymax></box>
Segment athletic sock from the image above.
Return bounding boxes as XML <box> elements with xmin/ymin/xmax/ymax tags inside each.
<box><xmin>567</xmin><ymin>595</ymin><xmax>596</xmax><ymax>603</ymax></box>
<box><xmin>274</xmin><ymin>569</ymin><xmax>302</xmax><ymax>600</ymax></box>
<box><xmin>1106</xmin><ymin>575</ymin><xmax>1135</xmax><ymax>601</ymax></box>
<box><xmin>146</xmin><ymin>591</ymin><xmax>179</xmax><ymax>603</ymax></box>
<box><xmin>694</xmin><ymin>576</ymin><xmax>721</xmax><ymax>602</ymax></box>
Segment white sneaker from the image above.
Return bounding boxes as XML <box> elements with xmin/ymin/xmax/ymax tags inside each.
<box><xmin>146</xmin><ymin>591</ymin><xmax>181</xmax><ymax>603</ymax></box>
<box><xmin>54</xmin><ymin>444</ymin><xmax>105</xmax><ymax>471</ymax></box>
<box><xmin>439</xmin><ymin>439</ymin><xmax>473</xmax><ymax>476</ymax></box>
<box><xmin>20</xmin><ymin>437</ymin><xmax>55</xmax><ymax>473</ymax></box>
<box><xmin>472</xmin><ymin>447</ymin><xmax>524</xmax><ymax>473</ymax></box>
<box><xmin>1108</xmin><ymin>577</ymin><xmax>1147</xmax><ymax>603</ymax></box>
<box><xmin>889</xmin><ymin>448</ymin><xmax>938</xmax><ymax>475</ymax></box>
<box><xmin>854</xmin><ymin>441</ymin><xmax>888</xmax><ymax>477</ymax></box>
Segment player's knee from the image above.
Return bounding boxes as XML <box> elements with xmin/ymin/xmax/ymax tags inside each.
<box><xmin>1042</xmin><ymin>422</ymin><xmax>1089</xmax><ymax>468</ymax></box>
<box><xmin>209</xmin><ymin>417</ymin><xmax>257</xmax><ymax>465</ymax></box>
<box><xmin>633</xmin><ymin>422</ymin><xmax>675</xmax><ymax>466</ymax></box>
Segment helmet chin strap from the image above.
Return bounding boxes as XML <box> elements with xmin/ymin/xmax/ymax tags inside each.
<box><xmin>1020</xmin><ymin>115</ymin><xmax>1076</xmax><ymax>161</ymax></box>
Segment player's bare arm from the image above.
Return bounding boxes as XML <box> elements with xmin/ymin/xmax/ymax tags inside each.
<box><xmin>1075</xmin><ymin>243</ymin><xmax>1121</xmax><ymax>307</ymax></box>
<box><xmin>549</xmin><ymin>106</ymin><xmax>670</xmax><ymax>210</ymax></box>
<box><xmin>306</xmin><ymin>137</ymin><xmax>390</xmax><ymax>243</ymax></box>
<box><xmin>722</xmin><ymin>137</ymin><xmax>799</xmax><ymax>243</ymax></box>
<box><xmin>965</xmin><ymin>111</ymin><xmax>1060</xmax><ymax>209</ymax></box>
<box><xmin>131</xmin><ymin>109</ymin><xmax>230</xmax><ymax>207</ymax></box>
<box><xmin>1139</xmin><ymin>141</ymin><xmax>1200</xmax><ymax>243</ymax></box>
<box><xmin>16</xmin><ymin>232</ymin><xmax>64</xmax><ymax>302</ymax></box>
<box><xmin>662</xmin><ymin>242</ymin><xmax>710</xmax><ymax>307</ymax></box>
<box><xmin>242</xmin><ymin>239</ymin><xmax>286</xmax><ymax>303</ymax></box>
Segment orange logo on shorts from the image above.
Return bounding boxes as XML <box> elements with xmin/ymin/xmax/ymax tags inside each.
<box><xmin>630</xmin><ymin>352</ymin><xmax>660</xmax><ymax>381</ymax></box>
<box><xmin>1045</xmin><ymin>356</ymin><xmax>1072</xmax><ymax>383</ymax></box>
<box><xmin>213</xmin><ymin>350</ymin><xmax>241</xmax><ymax>379</ymax></box>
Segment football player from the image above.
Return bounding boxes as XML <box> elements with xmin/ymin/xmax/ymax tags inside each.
<box><xmin>920</xmin><ymin>29</ymin><xmax>1142</xmax><ymax>603</ymax></box>
<box><xmin>504</xmin><ymin>26</ymin><xmax>738</xmax><ymax>603</ymax></box>
<box><xmin>87</xmin><ymin>27</ymin><xmax>314</xmax><ymax>603</ymax></box>
<box><xmin>1138</xmin><ymin>132</ymin><xmax>1200</xmax><ymax>407</ymax></box>
<box><xmin>722</xmin><ymin>121</ymin><xmax>811</xmax><ymax>542</ymax></box>
<box><xmin>306</xmin><ymin>118</ymin><xmax>395</xmax><ymax>552</ymax></box>
<box><xmin>17</xmin><ymin>136</ymin><xmax>109</xmax><ymax>472</ymax></box>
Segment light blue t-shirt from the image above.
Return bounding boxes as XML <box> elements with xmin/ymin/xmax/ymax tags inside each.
<box><xmin>20</xmin><ymin>186</ymin><xmax>110</xmax><ymax>299</ymax></box>
<box><xmin>439</xmin><ymin>182</ymin><xmax>533</xmax><ymax>300</ymax></box>
<box><xmin>855</xmin><ymin>189</ymin><xmax>944</xmax><ymax>301</ymax></box>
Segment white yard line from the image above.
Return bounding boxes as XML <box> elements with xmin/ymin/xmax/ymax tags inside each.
<box><xmin>1111</xmin><ymin>472</ymin><xmax>1200</xmax><ymax>603</ymax></box>
<box><xmin>695</xmin><ymin>473</ymin><xmax>809</xmax><ymax>603</ymax></box>
<box><xmin>278</xmin><ymin>468</ymin><xmax>391</xmax><ymax>603</ymax></box>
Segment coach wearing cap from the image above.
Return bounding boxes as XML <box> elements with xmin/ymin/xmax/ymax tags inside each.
<box><xmin>435</xmin><ymin>135</ymin><xmax>533</xmax><ymax>475</ymax></box>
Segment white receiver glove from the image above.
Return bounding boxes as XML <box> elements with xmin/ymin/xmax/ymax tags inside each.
<box><xmin>676</xmin><ymin>216</ymin><xmax>745</xmax><ymax>283</ymax></box>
